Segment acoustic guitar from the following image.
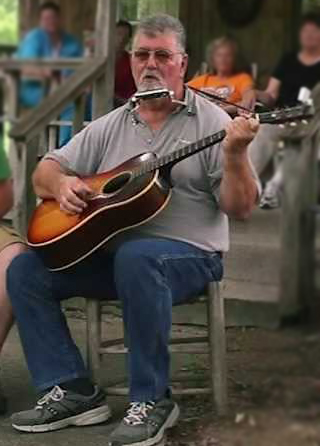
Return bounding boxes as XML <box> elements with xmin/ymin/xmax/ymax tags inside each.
<box><xmin>27</xmin><ymin>104</ymin><xmax>314</xmax><ymax>271</ymax></box>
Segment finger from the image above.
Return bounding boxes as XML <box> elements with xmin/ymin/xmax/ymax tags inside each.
<box><xmin>248</xmin><ymin>117</ymin><xmax>260</xmax><ymax>132</ymax></box>
<box><xmin>59</xmin><ymin>199</ymin><xmax>82</xmax><ymax>215</ymax></box>
<box><xmin>73</xmin><ymin>182</ymin><xmax>94</xmax><ymax>199</ymax></box>
<box><xmin>67</xmin><ymin>189</ymin><xmax>88</xmax><ymax>208</ymax></box>
<box><xmin>63</xmin><ymin>192</ymin><xmax>87</xmax><ymax>212</ymax></box>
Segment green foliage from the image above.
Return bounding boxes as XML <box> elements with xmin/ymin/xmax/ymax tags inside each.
<box><xmin>119</xmin><ymin>0</ymin><xmax>138</xmax><ymax>21</ymax></box>
<box><xmin>0</xmin><ymin>0</ymin><xmax>18</xmax><ymax>44</ymax></box>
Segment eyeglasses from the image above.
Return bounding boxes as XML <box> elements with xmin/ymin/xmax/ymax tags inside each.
<box><xmin>132</xmin><ymin>48</ymin><xmax>184</xmax><ymax>64</ymax></box>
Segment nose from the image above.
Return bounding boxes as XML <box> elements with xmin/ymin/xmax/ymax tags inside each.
<box><xmin>145</xmin><ymin>52</ymin><xmax>157</xmax><ymax>68</ymax></box>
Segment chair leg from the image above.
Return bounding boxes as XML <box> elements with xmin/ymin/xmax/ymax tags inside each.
<box><xmin>207</xmin><ymin>282</ymin><xmax>228</xmax><ymax>415</ymax></box>
<box><xmin>86</xmin><ymin>298</ymin><xmax>102</xmax><ymax>386</ymax></box>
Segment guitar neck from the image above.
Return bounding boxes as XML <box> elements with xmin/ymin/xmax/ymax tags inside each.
<box><xmin>134</xmin><ymin>129</ymin><xmax>227</xmax><ymax>177</ymax></box>
<box><xmin>132</xmin><ymin>104</ymin><xmax>313</xmax><ymax>178</ymax></box>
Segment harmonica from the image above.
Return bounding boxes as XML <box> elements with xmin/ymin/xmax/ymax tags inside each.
<box><xmin>131</xmin><ymin>88</ymin><xmax>174</xmax><ymax>102</ymax></box>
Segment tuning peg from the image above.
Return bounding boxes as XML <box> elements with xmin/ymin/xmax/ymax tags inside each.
<box><xmin>289</xmin><ymin>121</ymin><xmax>298</xmax><ymax>127</ymax></box>
<box><xmin>302</xmin><ymin>119</ymin><xmax>309</xmax><ymax>125</ymax></box>
<box><xmin>278</xmin><ymin>123</ymin><xmax>286</xmax><ymax>129</ymax></box>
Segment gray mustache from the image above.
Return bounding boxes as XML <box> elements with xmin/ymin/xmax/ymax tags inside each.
<box><xmin>141</xmin><ymin>70</ymin><xmax>162</xmax><ymax>80</ymax></box>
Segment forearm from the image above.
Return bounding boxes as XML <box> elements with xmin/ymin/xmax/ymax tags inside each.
<box><xmin>220</xmin><ymin>152</ymin><xmax>258</xmax><ymax>219</ymax></box>
<box><xmin>255</xmin><ymin>90</ymin><xmax>277</xmax><ymax>108</ymax></box>
<box><xmin>22</xmin><ymin>67</ymin><xmax>51</xmax><ymax>81</ymax></box>
<box><xmin>0</xmin><ymin>180</ymin><xmax>14</xmax><ymax>218</ymax></box>
<box><xmin>32</xmin><ymin>160</ymin><xmax>68</xmax><ymax>199</ymax></box>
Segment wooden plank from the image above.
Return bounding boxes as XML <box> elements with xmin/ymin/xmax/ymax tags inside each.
<box><xmin>0</xmin><ymin>58</ymin><xmax>86</xmax><ymax>72</ymax></box>
<box><xmin>92</xmin><ymin>0</ymin><xmax>117</xmax><ymax>119</ymax></box>
<box><xmin>10</xmin><ymin>58</ymin><xmax>107</xmax><ymax>142</ymax></box>
<box><xmin>105</xmin><ymin>386</ymin><xmax>212</xmax><ymax>396</ymax></box>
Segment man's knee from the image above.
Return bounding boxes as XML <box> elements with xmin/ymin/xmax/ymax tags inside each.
<box><xmin>7</xmin><ymin>251</ymin><xmax>46</xmax><ymax>293</ymax></box>
<box><xmin>114</xmin><ymin>239</ymin><xmax>159</xmax><ymax>273</ymax></box>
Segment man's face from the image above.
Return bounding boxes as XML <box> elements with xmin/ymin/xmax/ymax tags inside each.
<box><xmin>300</xmin><ymin>22</ymin><xmax>320</xmax><ymax>52</ymax></box>
<box><xmin>131</xmin><ymin>31</ymin><xmax>188</xmax><ymax>93</ymax></box>
<box><xmin>40</xmin><ymin>9</ymin><xmax>61</xmax><ymax>34</ymax></box>
<box><xmin>116</xmin><ymin>25</ymin><xmax>131</xmax><ymax>52</ymax></box>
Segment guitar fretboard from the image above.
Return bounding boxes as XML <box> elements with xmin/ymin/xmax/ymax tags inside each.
<box><xmin>132</xmin><ymin>129</ymin><xmax>226</xmax><ymax>178</ymax></box>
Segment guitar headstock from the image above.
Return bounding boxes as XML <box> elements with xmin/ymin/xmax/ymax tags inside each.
<box><xmin>257</xmin><ymin>103</ymin><xmax>315</xmax><ymax>127</ymax></box>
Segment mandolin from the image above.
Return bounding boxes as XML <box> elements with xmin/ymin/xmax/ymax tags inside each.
<box><xmin>27</xmin><ymin>103</ymin><xmax>314</xmax><ymax>271</ymax></box>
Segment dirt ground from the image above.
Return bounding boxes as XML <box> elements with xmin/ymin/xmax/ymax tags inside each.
<box><xmin>3</xmin><ymin>312</ymin><xmax>320</xmax><ymax>446</ymax></box>
<box><xmin>168</xmin><ymin>325</ymin><xmax>320</xmax><ymax>446</ymax></box>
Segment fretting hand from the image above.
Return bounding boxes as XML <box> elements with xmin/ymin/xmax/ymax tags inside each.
<box><xmin>223</xmin><ymin>116</ymin><xmax>259</xmax><ymax>156</ymax></box>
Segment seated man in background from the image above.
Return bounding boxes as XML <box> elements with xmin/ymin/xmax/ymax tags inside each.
<box><xmin>188</xmin><ymin>36</ymin><xmax>254</xmax><ymax>116</ymax></box>
<box><xmin>244</xmin><ymin>12</ymin><xmax>320</xmax><ymax>209</ymax></box>
<box><xmin>0</xmin><ymin>141</ymin><xmax>26</xmax><ymax>414</ymax></box>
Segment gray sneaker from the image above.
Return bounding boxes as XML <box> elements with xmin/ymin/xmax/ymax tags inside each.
<box><xmin>108</xmin><ymin>397</ymin><xmax>179</xmax><ymax>446</ymax></box>
<box><xmin>11</xmin><ymin>385</ymin><xmax>111</xmax><ymax>433</ymax></box>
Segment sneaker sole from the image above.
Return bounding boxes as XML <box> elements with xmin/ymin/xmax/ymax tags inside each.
<box><xmin>125</xmin><ymin>403</ymin><xmax>180</xmax><ymax>446</ymax></box>
<box><xmin>12</xmin><ymin>404</ymin><xmax>111</xmax><ymax>433</ymax></box>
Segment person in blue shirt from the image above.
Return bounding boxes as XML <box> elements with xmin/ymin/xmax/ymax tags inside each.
<box><xmin>16</xmin><ymin>2</ymin><xmax>83</xmax><ymax>143</ymax></box>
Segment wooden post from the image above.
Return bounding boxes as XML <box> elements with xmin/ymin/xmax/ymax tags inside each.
<box><xmin>13</xmin><ymin>138</ymin><xmax>39</xmax><ymax>236</ymax></box>
<box><xmin>279</xmin><ymin>84</ymin><xmax>320</xmax><ymax>317</ymax></box>
<box><xmin>207</xmin><ymin>282</ymin><xmax>227</xmax><ymax>415</ymax></box>
<box><xmin>279</xmin><ymin>134</ymin><xmax>305</xmax><ymax>317</ymax></box>
<box><xmin>48</xmin><ymin>125</ymin><xmax>59</xmax><ymax>152</ymax></box>
<box><xmin>92</xmin><ymin>0</ymin><xmax>117</xmax><ymax>119</ymax></box>
<box><xmin>72</xmin><ymin>94</ymin><xmax>86</xmax><ymax>136</ymax></box>
<box><xmin>86</xmin><ymin>299</ymin><xmax>102</xmax><ymax>385</ymax></box>
<box><xmin>4</xmin><ymin>71</ymin><xmax>21</xmax><ymax>227</ymax></box>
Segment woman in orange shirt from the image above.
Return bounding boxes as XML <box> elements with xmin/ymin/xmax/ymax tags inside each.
<box><xmin>188</xmin><ymin>36</ymin><xmax>254</xmax><ymax>114</ymax></box>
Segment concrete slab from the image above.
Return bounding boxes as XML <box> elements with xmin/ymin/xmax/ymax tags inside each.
<box><xmin>0</xmin><ymin>314</ymin><xmax>209</xmax><ymax>446</ymax></box>
<box><xmin>0</xmin><ymin>318</ymin><xmax>128</xmax><ymax>446</ymax></box>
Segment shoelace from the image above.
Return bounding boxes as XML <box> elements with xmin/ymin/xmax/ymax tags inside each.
<box><xmin>124</xmin><ymin>401</ymin><xmax>155</xmax><ymax>426</ymax></box>
<box><xmin>35</xmin><ymin>385</ymin><xmax>66</xmax><ymax>410</ymax></box>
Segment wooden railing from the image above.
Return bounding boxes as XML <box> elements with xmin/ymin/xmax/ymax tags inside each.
<box><xmin>3</xmin><ymin>58</ymin><xmax>109</xmax><ymax>234</ymax></box>
<box><xmin>0</xmin><ymin>0</ymin><xmax>116</xmax><ymax>236</ymax></box>
<box><xmin>279</xmin><ymin>83</ymin><xmax>320</xmax><ymax>318</ymax></box>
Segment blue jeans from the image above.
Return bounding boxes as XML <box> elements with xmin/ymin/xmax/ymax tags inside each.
<box><xmin>7</xmin><ymin>238</ymin><xmax>223</xmax><ymax>401</ymax></box>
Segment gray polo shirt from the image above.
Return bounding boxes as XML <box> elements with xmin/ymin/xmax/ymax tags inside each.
<box><xmin>45</xmin><ymin>88</ymin><xmax>259</xmax><ymax>253</ymax></box>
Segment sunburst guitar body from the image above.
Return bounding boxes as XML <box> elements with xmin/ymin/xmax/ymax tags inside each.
<box><xmin>27</xmin><ymin>153</ymin><xmax>171</xmax><ymax>271</ymax></box>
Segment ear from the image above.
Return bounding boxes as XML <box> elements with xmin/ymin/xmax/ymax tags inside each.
<box><xmin>180</xmin><ymin>53</ymin><xmax>188</xmax><ymax>78</ymax></box>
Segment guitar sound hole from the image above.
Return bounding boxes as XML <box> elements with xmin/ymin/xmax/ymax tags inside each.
<box><xmin>103</xmin><ymin>172</ymin><xmax>132</xmax><ymax>195</ymax></box>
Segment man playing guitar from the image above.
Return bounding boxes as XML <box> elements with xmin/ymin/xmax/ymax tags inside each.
<box><xmin>7</xmin><ymin>14</ymin><xmax>260</xmax><ymax>445</ymax></box>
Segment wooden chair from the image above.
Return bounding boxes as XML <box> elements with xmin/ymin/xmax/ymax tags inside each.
<box><xmin>86</xmin><ymin>281</ymin><xmax>227</xmax><ymax>415</ymax></box>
